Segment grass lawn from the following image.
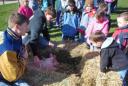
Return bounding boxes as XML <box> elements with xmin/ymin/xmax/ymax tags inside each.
<box><xmin>0</xmin><ymin>3</ymin><xmax>19</xmax><ymax>30</ymax></box>
<box><xmin>0</xmin><ymin>0</ymin><xmax>128</xmax><ymax>42</ymax></box>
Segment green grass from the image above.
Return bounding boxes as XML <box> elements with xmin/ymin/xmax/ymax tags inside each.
<box><xmin>0</xmin><ymin>3</ymin><xmax>19</xmax><ymax>30</ymax></box>
<box><xmin>110</xmin><ymin>0</ymin><xmax>128</xmax><ymax>33</ymax></box>
<box><xmin>0</xmin><ymin>0</ymin><xmax>128</xmax><ymax>42</ymax></box>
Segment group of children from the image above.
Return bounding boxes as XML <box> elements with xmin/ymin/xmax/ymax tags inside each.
<box><xmin>89</xmin><ymin>12</ymin><xmax>128</xmax><ymax>86</ymax></box>
<box><xmin>0</xmin><ymin>0</ymin><xmax>128</xmax><ymax>86</ymax></box>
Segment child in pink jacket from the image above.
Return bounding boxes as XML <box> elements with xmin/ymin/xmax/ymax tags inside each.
<box><xmin>86</xmin><ymin>10</ymin><xmax>109</xmax><ymax>51</ymax></box>
<box><xmin>79</xmin><ymin>3</ymin><xmax>96</xmax><ymax>42</ymax></box>
<box><xmin>18</xmin><ymin>0</ymin><xmax>33</xmax><ymax>19</ymax></box>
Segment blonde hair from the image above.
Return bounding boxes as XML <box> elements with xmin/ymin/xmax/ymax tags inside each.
<box><xmin>85</xmin><ymin>0</ymin><xmax>94</xmax><ymax>7</ymax></box>
<box><xmin>19</xmin><ymin>0</ymin><xmax>28</xmax><ymax>6</ymax></box>
<box><xmin>118</xmin><ymin>12</ymin><xmax>128</xmax><ymax>22</ymax></box>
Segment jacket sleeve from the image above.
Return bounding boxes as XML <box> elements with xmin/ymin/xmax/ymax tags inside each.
<box><xmin>100</xmin><ymin>49</ymin><xmax>110</xmax><ymax>73</ymax></box>
<box><xmin>112</xmin><ymin>29</ymin><xmax>119</xmax><ymax>39</ymax></box>
<box><xmin>0</xmin><ymin>51</ymin><xmax>27</xmax><ymax>82</ymax></box>
<box><xmin>102</xmin><ymin>21</ymin><xmax>109</xmax><ymax>36</ymax></box>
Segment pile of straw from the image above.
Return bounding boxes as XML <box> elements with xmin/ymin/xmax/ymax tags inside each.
<box><xmin>23</xmin><ymin>42</ymin><xmax>86</xmax><ymax>86</ymax></box>
<box><xmin>79</xmin><ymin>52</ymin><xmax>122</xmax><ymax>86</ymax></box>
<box><xmin>23</xmin><ymin>42</ymin><xmax>123</xmax><ymax>86</ymax></box>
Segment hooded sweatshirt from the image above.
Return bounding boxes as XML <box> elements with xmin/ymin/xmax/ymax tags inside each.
<box><xmin>100</xmin><ymin>37</ymin><xmax>128</xmax><ymax>73</ymax></box>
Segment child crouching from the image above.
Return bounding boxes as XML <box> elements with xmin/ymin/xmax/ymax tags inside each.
<box><xmin>89</xmin><ymin>31</ymin><xmax>128</xmax><ymax>86</ymax></box>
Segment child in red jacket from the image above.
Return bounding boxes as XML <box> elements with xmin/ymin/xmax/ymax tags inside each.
<box><xmin>112</xmin><ymin>12</ymin><xmax>128</xmax><ymax>50</ymax></box>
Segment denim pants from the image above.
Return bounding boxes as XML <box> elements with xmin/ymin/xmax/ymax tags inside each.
<box><xmin>118</xmin><ymin>69</ymin><xmax>128</xmax><ymax>86</ymax></box>
<box><xmin>56</xmin><ymin>11</ymin><xmax>61</xmax><ymax>26</ymax></box>
<box><xmin>22</xmin><ymin>34</ymin><xmax>49</xmax><ymax>48</ymax></box>
<box><xmin>0</xmin><ymin>80</ymin><xmax>29</xmax><ymax>86</ymax></box>
<box><xmin>105</xmin><ymin>2</ymin><xmax>112</xmax><ymax>14</ymax></box>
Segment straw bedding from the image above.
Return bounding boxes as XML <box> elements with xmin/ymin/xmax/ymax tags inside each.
<box><xmin>23</xmin><ymin>42</ymin><xmax>122</xmax><ymax>86</ymax></box>
<box><xmin>79</xmin><ymin>52</ymin><xmax>122</xmax><ymax>86</ymax></box>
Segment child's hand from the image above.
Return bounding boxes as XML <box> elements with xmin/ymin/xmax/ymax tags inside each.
<box><xmin>48</xmin><ymin>42</ymin><xmax>55</xmax><ymax>47</ymax></box>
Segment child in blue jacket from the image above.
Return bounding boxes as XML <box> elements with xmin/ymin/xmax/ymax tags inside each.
<box><xmin>61</xmin><ymin>0</ymin><xmax>80</xmax><ymax>42</ymax></box>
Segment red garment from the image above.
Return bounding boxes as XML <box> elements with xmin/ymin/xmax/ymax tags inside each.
<box><xmin>18</xmin><ymin>5</ymin><xmax>33</xmax><ymax>19</ymax></box>
<box><xmin>112</xmin><ymin>28</ymin><xmax>128</xmax><ymax>40</ymax></box>
<box><xmin>78</xmin><ymin>28</ymin><xmax>85</xmax><ymax>35</ymax></box>
<box><xmin>84</xmin><ymin>8</ymin><xmax>96</xmax><ymax>17</ymax></box>
<box><xmin>112</xmin><ymin>27</ymin><xmax>128</xmax><ymax>49</ymax></box>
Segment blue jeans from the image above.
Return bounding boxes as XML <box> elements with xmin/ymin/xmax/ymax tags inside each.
<box><xmin>22</xmin><ymin>34</ymin><xmax>49</xmax><ymax>48</ymax></box>
<box><xmin>118</xmin><ymin>69</ymin><xmax>128</xmax><ymax>86</ymax></box>
<box><xmin>105</xmin><ymin>2</ymin><xmax>112</xmax><ymax>14</ymax></box>
<box><xmin>56</xmin><ymin>11</ymin><xmax>61</xmax><ymax>26</ymax></box>
<box><xmin>79</xmin><ymin>34</ymin><xmax>85</xmax><ymax>43</ymax></box>
<box><xmin>0</xmin><ymin>80</ymin><xmax>29</xmax><ymax>86</ymax></box>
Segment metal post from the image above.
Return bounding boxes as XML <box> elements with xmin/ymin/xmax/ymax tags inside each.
<box><xmin>3</xmin><ymin>0</ymin><xmax>4</xmax><ymax>5</ymax></box>
<box><xmin>18</xmin><ymin>0</ymin><xmax>20</xmax><ymax>7</ymax></box>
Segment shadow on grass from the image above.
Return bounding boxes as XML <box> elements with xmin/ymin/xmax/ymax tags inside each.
<box><xmin>113</xmin><ymin>7</ymin><xmax>128</xmax><ymax>14</ymax></box>
<box><xmin>108</xmin><ymin>32</ymin><xmax>114</xmax><ymax>37</ymax></box>
<box><xmin>110</xmin><ymin>19</ymin><xmax>117</xmax><ymax>28</ymax></box>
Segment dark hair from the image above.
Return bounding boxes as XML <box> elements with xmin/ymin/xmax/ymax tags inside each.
<box><xmin>68</xmin><ymin>0</ymin><xmax>75</xmax><ymax>6</ymax></box>
<box><xmin>118</xmin><ymin>12</ymin><xmax>128</xmax><ymax>21</ymax></box>
<box><xmin>8</xmin><ymin>12</ymin><xmax>29</xmax><ymax>28</ymax></box>
<box><xmin>96</xmin><ymin>10</ymin><xmax>105</xmax><ymax>20</ymax></box>
<box><xmin>45</xmin><ymin>6</ymin><xmax>56</xmax><ymax>18</ymax></box>
<box><xmin>89</xmin><ymin>30</ymin><xmax>106</xmax><ymax>42</ymax></box>
<box><xmin>67</xmin><ymin>0</ymin><xmax>77</xmax><ymax>12</ymax></box>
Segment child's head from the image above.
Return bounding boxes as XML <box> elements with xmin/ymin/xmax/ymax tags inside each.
<box><xmin>20</xmin><ymin>0</ymin><xmax>29</xmax><ymax>6</ymax></box>
<box><xmin>89</xmin><ymin>31</ymin><xmax>106</xmax><ymax>48</ymax></box>
<box><xmin>45</xmin><ymin>6</ymin><xmax>56</xmax><ymax>22</ymax></box>
<box><xmin>85</xmin><ymin>0</ymin><xmax>94</xmax><ymax>12</ymax></box>
<box><xmin>117</xmin><ymin>12</ymin><xmax>128</xmax><ymax>28</ymax></box>
<box><xmin>96</xmin><ymin>10</ymin><xmax>105</xmax><ymax>23</ymax></box>
<box><xmin>98</xmin><ymin>2</ymin><xmax>108</xmax><ymax>14</ymax></box>
<box><xmin>85</xmin><ymin>4</ymin><xmax>94</xmax><ymax>12</ymax></box>
<box><xmin>85</xmin><ymin>0</ymin><xmax>93</xmax><ymax>6</ymax></box>
<box><xmin>67</xmin><ymin>0</ymin><xmax>77</xmax><ymax>12</ymax></box>
<box><xmin>8</xmin><ymin>12</ymin><xmax>29</xmax><ymax>36</ymax></box>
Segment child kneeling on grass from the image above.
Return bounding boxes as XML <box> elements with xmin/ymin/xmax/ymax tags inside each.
<box><xmin>89</xmin><ymin>31</ymin><xmax>128</xmax><ymax>86</ymax></box>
